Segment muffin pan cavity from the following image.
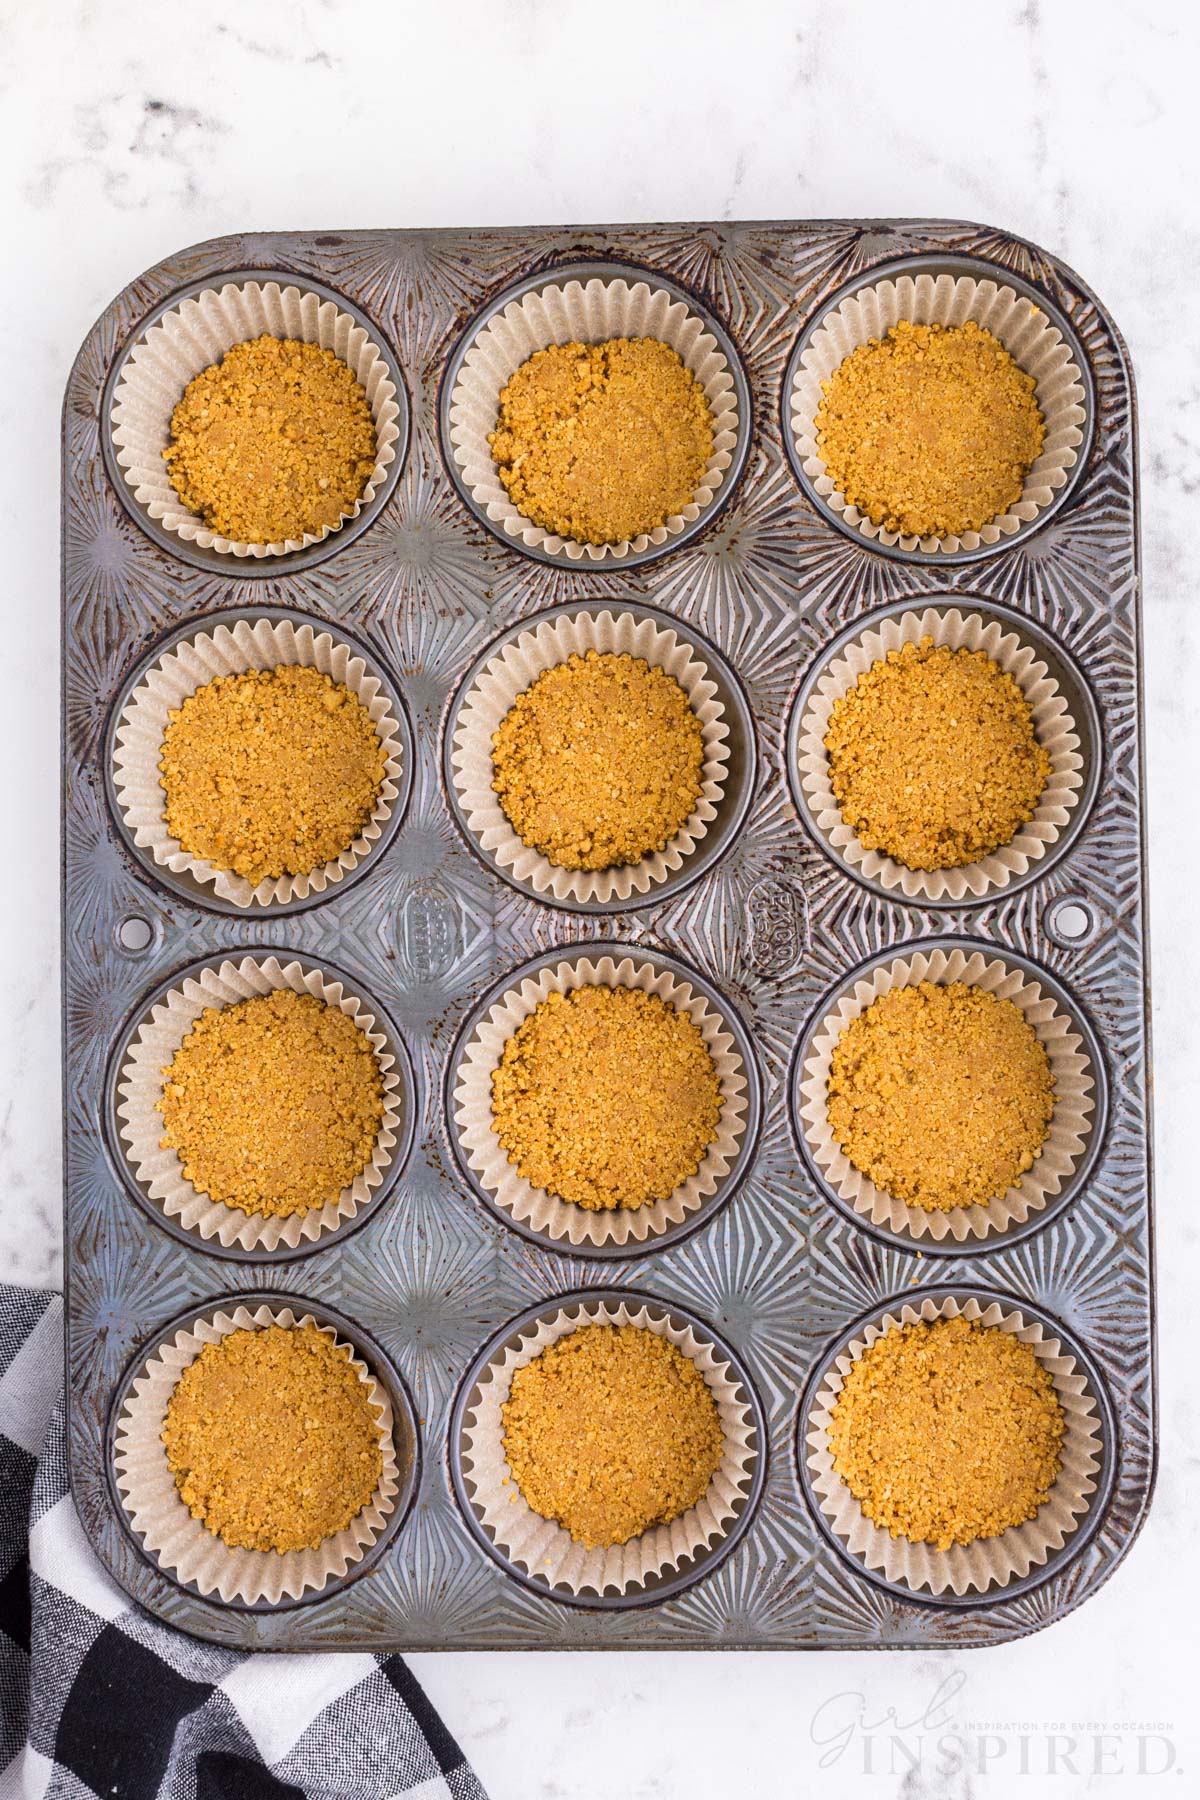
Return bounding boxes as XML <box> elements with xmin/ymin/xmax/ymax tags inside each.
<box><xmin>783</xmin><ymin>252</ymin><xmax>1094</xmax><ymax>561</ymax></box>
<box><xmin>107</xmin><ymin>607</ymin><xmax>415</xmax><ymax>914</ymax></box>
<box><xmin>444</xmin><ymin>599</ymin><xmax>757</xmax><ymax>913</ymax></box>
<box><xmin>64</xmin><ymin>222</ymin><xmax>1151</xmax><ymax>1652</ymax></box>
<box><xmin>450</xmin><ymin>1289</ymin><xmax>767</xmax><ymax>1607</ymax></box>
<box><xmin>106</xmin><ymin>951</ymin><xmax>418</xmax><ymax>1260</ymax></box>
<box><xmin>785</xmin><ymin>595</ymin><xmax>1102</xmax><ymax>907</ymax></box>
<box><xmin>108</xmin><ymin>1293</ymin><xmax>420</xmax><ymax>1610</ymax></box>
<box><xmin>103</xmin><ymin>270</ymin><xmax>409</xmax><ymax>572</ymax></box>
<box><xmin>441</xmin><ymin>260</ymin><xmax>752</xmax><ymax>567</ymax></box>
<box><xmin>790</xmin><ymin>937</ymin><xmax>1107</xmax><ymax>1251</ymax></box>
<box><xmin>447</xmin><ymin>941</ymin><xmax>762</xmax><ymax>1256</ymax></box>
<box><xmin>798</xmin><ymin>1286</ymin><xmax>1116</xmax><ymax>1605</ymax></box>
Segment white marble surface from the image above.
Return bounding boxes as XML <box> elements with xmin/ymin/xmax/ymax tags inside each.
<box><xmin>1</xmin><ymin>1</ymin><xmax>1196</xmax><ymax>1794</ymax></box>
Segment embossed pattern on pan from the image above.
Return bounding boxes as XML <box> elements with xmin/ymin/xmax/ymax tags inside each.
<box><xmin>63</xmin><ymin>221</ymin><xmax>1151</xmax><ymax>1652</ymax></box>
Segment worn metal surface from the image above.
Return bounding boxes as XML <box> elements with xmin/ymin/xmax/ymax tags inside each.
<box><xmin>62</xmin><ymin>220</ymin><xmax>1152</xmax><ymax>1650</ymax></box>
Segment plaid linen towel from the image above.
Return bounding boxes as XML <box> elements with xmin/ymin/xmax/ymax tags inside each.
<box><xmin>0</xmin><ymin>1284</ymin><xmax>487</xmax><ymax>1800</ymax></box>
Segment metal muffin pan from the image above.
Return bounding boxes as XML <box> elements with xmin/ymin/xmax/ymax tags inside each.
<box><xmin>62</xmin><ymin>220</ymin><xmax>1153</xmax><ymax>1650</ymax></box>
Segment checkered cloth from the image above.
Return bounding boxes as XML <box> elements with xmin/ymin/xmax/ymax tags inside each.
<box><xmin>0</xmin><ymin>1284</ymin><xmax>487</xmax><ymax>1800</ymax></box>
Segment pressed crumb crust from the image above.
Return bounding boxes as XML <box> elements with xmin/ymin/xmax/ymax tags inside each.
<box><xmin>163</xmin><ymin>335</ymin><xmax>377</xmax><ymax>544</ymax></box>
<box><xmin>488</xmin><ymin>336</ymin><xmax>714</xmax><ymax>545</ymax></box>
<box><xmin>824</xmin><ymin>637</ymin><xmax>1050</xmax><ymax>872</ymax></box>
<box><xmin>159</xmin><ymin>665</ymin><xmax>388</xmax><ymax>887</ymax></box>
<box><xmin>501</xmin><ymin>1324</ymin><xmax>725</xmax><ymax>1548</ymax></box>
<box><xmin>814</xmin><ymin>319</ymin><xmax>1045</xmax><ymax>540</ymax></box>
<box><xmin>156</xmin><ymin>988</ymin><xmax>384</xmax><ymax>1217</ymax></box>
<box><xmin>490</xmin><ymin>984</ymin><xmax>722</xmax><ymax>1211</ymax></box>
<box><xmin>162</xmin><ymin>1323</ymin><xmax>383</xmax><ymax>1554</ymax></box>
<box><xmin>491</xmin><ymin>650</ymin><xmax>705</xmax><ymax>872</ymax></box>
<box><xmin>827</xmin><ymin>981</ymin><xmax>1056</xmax><ymax>1212</ymax></box>
<box><xmin>828</xmin><ymin>1315</ymin><xmax>1065</xmax><ymax>1550</ymax></box>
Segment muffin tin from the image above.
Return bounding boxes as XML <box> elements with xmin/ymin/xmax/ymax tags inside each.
<box><xmin>62</xmin><ymin>220</ymin><xmax>1153</xmax><ymax>1649</ymax></box>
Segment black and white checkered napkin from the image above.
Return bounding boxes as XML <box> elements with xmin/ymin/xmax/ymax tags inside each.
<box><xmin>0</xmin><ymin>1283</ymin><xmax>487</xmax><ymax>1800</ymax></box>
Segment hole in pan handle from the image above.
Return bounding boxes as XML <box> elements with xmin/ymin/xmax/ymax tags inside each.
<box><xmin>1044</xmin><ymin>896</ymin><xmax>1097</xmax><ymax>949</ymax></box>
<box><xmin>115</xmin><ymin>913</ymin><xmax>155</xmax><ymax>955</ymax></box>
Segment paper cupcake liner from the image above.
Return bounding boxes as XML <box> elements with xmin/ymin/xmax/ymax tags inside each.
<box><xmin>451</xmin><ymin>608</ymin><xmax>730</xmax><ymax>906</ymax></box>
<box><xmin>112</xmin><ymin>617</ymin><xmax>405</xmax><ymax>909</ymax></box>
<box><xmin>461</xmin><ymin>1298</ymin><xmax>757</xmax><ymax>1596</ymax></box>
<box><xmin>795</xmin><ymin>606</ymin><xmax>1084</xmax><ymax>903</ymax></box>
<box><xmin>453</xmin><ymin>953</ymin><xmax>750</xmax><ymax>1250</ymax></box>
<box><xmin>116</xmin><ymin>955</ymin><xmax>402</xmax><ymax>1254</ymax></box>
<box><xmin>110</xmin><ymin>279</ymin><xmax>401</xmax><ymax>557</ymax></box>
<box><xmin>805</xmin><ymin>1293</ymin><xmax>1103</xmax><ymax>1596</ymax></box>
<box><xmin>447</xmin><ymin>274</ymin><xmax>740</xmax><ymax>562</ymax></box>
<box><xmin>113</xmin><ymin>1303</ymin><xmax>399</xmax><ymax>1606</ymax></box>
<box><xmin>790</xmin><ymin>270</ymin><xmax>1087</xmax><ymax>555</ymax></box>
<box><xmin>799</xmin><ymin>945</ymin><xmax>1095</xmax><ymax>1245</ymax></box>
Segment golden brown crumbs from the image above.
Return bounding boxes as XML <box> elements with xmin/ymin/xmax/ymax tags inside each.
<box><xmin>156</xmin><ymin>988</ymin><xmax>384</xmax><ymax>1216</ymax></box>
<box><xmin>491</xmin><ymin>650</ymin><xmax>704</xmax><ymax>872</ymax></box>
<box><xmin>159</xmin><ymin>665</ymin><xmax>387</xmax><ymax>887</ymax></box>
<box><xmin>163</xmin><ymin>335</ymin><xmax>377</xmax><ymax>544</ymax></box>
<box><xmin>501</xmin><ymin>1323</ymin><xmax>724</xmax><ymax>1548</ymax></box>
<box><xmin>162</xmin><ymin>1323</ymin><xmax>383</xmax><ymax>1554</ymax></box>
<box><xmin>827</xmin><ymin>980</ymin><xmax>1055</xmax><ymax>1212</ymax></box>
<box><xmin>828</xmin><ymin>1315</ymin><xmax>1065</xmax><ymax>1550</ymax></box>
<box><xmin>824</xmin><ymin>637</ymin><xmax>1050</xmax><ymax>871</ymax></box>
<box><xmin>490</xmin><ymin>984</ymin><xmax>721</xmax><ymax>1211</ymax></box>
<box><xmin>815</xmin><ymin>318</ymin><xmax>1045</xmax><ymax>539</ymax></box>
<box><xmin>488</xmin><ymin>336</ymin><xmax>714</xmax><ymax>545</ymax></box>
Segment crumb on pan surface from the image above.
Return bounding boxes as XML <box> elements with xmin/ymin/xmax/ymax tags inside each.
<box><xmin>156</xmin><ymin>988</ymin><xmax>384</xmax><ymax>1217</ymax></box>
<box><xmin>827</xmin><ymin>980</ymin><xmax>1055</xmax><ymax>1212</ymax></box>
<box><xmin>501</xmin><ymin>1323</ymin><xmax>725</xmax><ymax>1548</ymax></box>
<box><xmin>827</xmin><ymin>1315</ymin><xmax>1065</xmax><ymax>1551</ymax></box>
<box><xmin>824</xmin><ymin>637</ymin><xmax>1050</xmax><ymax>871</ymax></box>
<box><xmin>163</xmin><ymin>335</ymin><xmax>377</xmax><ymax>544</ymax></box>
<box><xmin>487</xmin><ymin>336</ymin><xmax>715</xmax><ymax>545</ymax></box>
<box><xmin>490</xmin><ymin>984</ymin><xmax>722</xmax><ymax>1212</ymax></box>
<box><xmin>814</xmin><ymin>319</ymin><xmax>1045</xmax><ymax>540</ymax></box>
<box><xmin>159</xmin><ymin>665</ymin><xmax>388</xmax><ymax>887</ymax></box>
<box><xmin>162</xmin><ymin>1323</ymin><xmax>383</xmax><ymax>1554</ymax></box>
<box><xmin>491</xmin><ymin>650</ymin><xmax>704</xmax><ymax>873</ymax></box>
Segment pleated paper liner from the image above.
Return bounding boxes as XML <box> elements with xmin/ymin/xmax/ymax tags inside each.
<box><xmin>447</xmin><ymin>272</ymin><xmax>740</xmax><ymax>563</ymax></box>
<box><xmin>804</xmin><ymin>1293</ymin><xmax>1103</xmax><ymax>1597</ymax></box>
<box><xmin>112</xmin><ymin>616</ymin><xmax>406</xmax><ymax>910</ymax></box>
<box><xmin>113</xmin><ymin>1303</ymin><xmax>400</xmax><ymax>1606</ymax></box>
<box><xmin>450</xmin><ymin>606</ymin><xmax>730</xmax><ymax>906</ymax></box>
<box><xmin>460</xmin><ymin>1297</ymin><xmax>758</xmax><ymax>1598</ymax></box>
<box><xmin>110</xmin><ymin>278</ymin><xmax>402</xmax><ymax>557</ymax></box>
<box><xmin>796</xmin><ymin>945</ymin><xmax>1097</xmax><ymax>1246</ymax></box>
<box><xmin>789</xmin><ymin>268</ymin><xmax>1088</xmax><ymax>555</ymax></box>
<box><xmin>115</xmin><ymin>955</ymin><xmax>403</xmax><ymax>1254</ymax></box>
<box><xmin>452</xmin><ymin>951</ymin><xmax>751</xmax><ymax>1251</ymax></box>
<box><xmin>794</xmin><ymin>606</ymin><xmax>1085</xmax><ymax>903</ymax></box>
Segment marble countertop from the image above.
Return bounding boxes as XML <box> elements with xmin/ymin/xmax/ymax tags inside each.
<box><xmin>2</xmin><ymin>2</ymin><xmax>1195</xmax><ymax>1794</ymax></box>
